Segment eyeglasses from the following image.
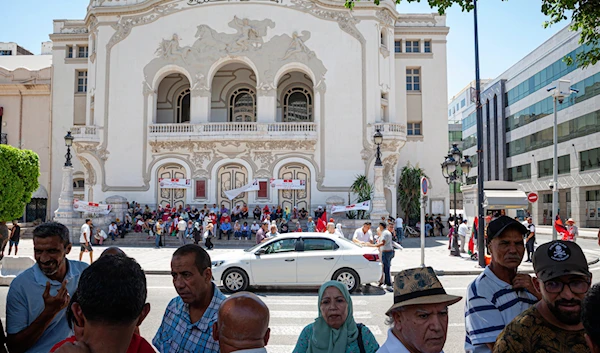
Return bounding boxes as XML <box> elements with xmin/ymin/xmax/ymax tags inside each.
<box><xmin>543</xmin><ymin>279</ymin><xmax>590</xmax><ymax>294</ymax></box>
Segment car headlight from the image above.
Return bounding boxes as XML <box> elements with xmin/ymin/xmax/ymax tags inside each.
<box><xmin>211</xmin><ymin>260</ymin><xmax>225</xmax><ymax>268</ymax></box>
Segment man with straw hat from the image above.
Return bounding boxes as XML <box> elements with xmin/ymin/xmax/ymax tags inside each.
<box><xmin>378</xmin><ymin>267</ymin><xmax>462</xmax><ymax>353</ymax></box>
<box><xmin>565</xmin><ymin>218</ymin><xmax>579</xmax><ymax>242</ymax></box>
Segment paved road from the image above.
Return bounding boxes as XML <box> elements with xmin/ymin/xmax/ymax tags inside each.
<box><xmin>2</xmin><ymin>268</ymin><xmax>600</xmax><ymax>353</ymax></box>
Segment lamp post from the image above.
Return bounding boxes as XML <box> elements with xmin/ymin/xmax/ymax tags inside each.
<box><xmin>547</xmin><ymin>80</ymin><xmax>578</xmax><ymax>240</ymax></box>
<box><xmin>371</xmin><ymin>128</ymin><xmax>389</xmax><ymax>222</ymax></box>
<box><xmin>64</xmin><ymin>131</ymin><xmax>74</xmax><ymax>167</ymax></box>
<box><xmin>441</xmin><ymin>143</ymin><xmax>472</xmax><ymax>257</ymax></box>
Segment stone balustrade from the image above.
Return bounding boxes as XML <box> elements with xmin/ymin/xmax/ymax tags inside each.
<box><xmin>148</xmin><ymin>122</ymin><xmax>318</xmax><ymax>141</ymax></box>
<box><xmin>372</xmin><ymin>123</ymin><xmax>407</xmax><ymax>139</ymax></box>
<box><xmin>71</xmin><ymin>126</ymin><xmax>100</xmax><ymax>142</ymax></box>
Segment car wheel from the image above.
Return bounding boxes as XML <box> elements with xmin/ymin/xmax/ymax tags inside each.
<box><xmin>222</xmin><ymin>268</ymin><xmax>249</xmax><ymax>293</ymax></box>
<box><xmin>333</xmin><ymin>268</ymin><xmax>360</xmax><ymax>293</ymax></box>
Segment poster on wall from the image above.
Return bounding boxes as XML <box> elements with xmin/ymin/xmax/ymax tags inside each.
<box><xmin>269</xmin><ymin>179</ymin><xmax>306</xmax><ymax>190</ymax></box>
<box><xmin>431</xmin><ymin>200</ymin><xmax>444</xmax><ymax>215</ymax></box>
<box><xmin>159</xmin><ymin>178</ymin><xmax>192</xmax><ymax>189</ymax></box>
<box><xmin>73</xmin><ymin>200</ymin><xmax>111</xmax><ymax>215</ymax></box>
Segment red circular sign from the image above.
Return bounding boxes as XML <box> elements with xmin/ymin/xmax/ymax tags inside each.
<box><xmin>527</xmin><ymin>193</ymin><xmax>539</xmax><ymax>203</ymax></box>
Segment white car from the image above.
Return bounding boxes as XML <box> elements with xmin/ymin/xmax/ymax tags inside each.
<box><xmin>211</xmin><ymin>233</ymin><xmax>382</xmax><ymax>293</ymax></box>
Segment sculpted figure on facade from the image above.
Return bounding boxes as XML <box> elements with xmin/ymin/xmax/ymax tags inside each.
<box><xmin>282</xmin><ymin>31</ymin><xmax>314</xmax><ymax>59</ymax></box>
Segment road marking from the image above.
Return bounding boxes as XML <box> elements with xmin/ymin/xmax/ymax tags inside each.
<box><xmin>270</xmin><ymin>311</ymin><xmax>372</xmax><ymax>319</ymax></box>
<box><xmin>270</xmin><ymin>325</ymin><xmax>383</xmax><ymax>336</ymax></box>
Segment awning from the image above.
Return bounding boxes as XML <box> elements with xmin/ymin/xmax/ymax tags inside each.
<box><xmin>31</xmin><ymin>185</ymin><xmax>48</xmax><ymax>199</ymax></box>
<box><xmin>483</xmin><ymin>189</ymin><xmax>528</xmax><ymax>210</ymax></box>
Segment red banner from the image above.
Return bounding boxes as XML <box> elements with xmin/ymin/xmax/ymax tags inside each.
<box><xmin>554</xmin><ymin>219</ymin><xmax>569</xmax><ymax>240</ymax></box>
<box><xmin>316</xmin><ymin>211</ymin><xmax>327</xmax><ymax>232</ymax></box>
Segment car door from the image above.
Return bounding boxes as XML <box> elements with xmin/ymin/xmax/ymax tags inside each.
<box><xmin>296</xmin><ymin>237</ymin><xmax>341</xmax><ymax>284</ymax></box>
<box><xmin>249</xmin><ymin>238</ymin><xmax>298</xmax><ymax>284</ymax></box>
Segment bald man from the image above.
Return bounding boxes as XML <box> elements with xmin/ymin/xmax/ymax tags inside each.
<box><xmin>212</xmin><ymin>292</ymin><xmax>270</xmax><ymax>353</ymax></box>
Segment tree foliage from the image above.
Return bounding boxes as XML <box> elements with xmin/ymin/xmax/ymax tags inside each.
<box><xmin>0</xmin><ymin>145</ymin><xmax>40</xmax><ymax>222</ymax></box>
<box><xmin>397</xmin><ymin>163</ymin><xmax>426</xmax><ymax>223</ymax></box>
<box><xmin>345</xmin><ymin>0</ymin><xmax>600</xmax><ymax>68</ymax></box>
<box><xmin>349</xmin><ymin>174</ymin><xmax>373</xmax><ymax>219</ymax></box>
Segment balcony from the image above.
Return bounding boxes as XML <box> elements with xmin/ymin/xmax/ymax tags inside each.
<box><xmin>372</xmin><ymin>123</ymin><xmax>407</xmax><ymax>140</ymax></box>
<box><xmin>148</xmin><ymin>122</ymin><xmax>318</xmax><ymax>141</ymax></box>
<box><xmin>71</xmin><ymin>126</ymin><xmax>100</xmax><ymax>143</ymax></box>
<box><xmin>1</xmin><ymin>133</ymin><xmax>6</xmax><ymax>145</ymax></box>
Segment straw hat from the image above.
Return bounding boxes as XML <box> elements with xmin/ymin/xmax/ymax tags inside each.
<box><xmin>386</xmin><ymin>267</ymin><xmax>462</xmax><ymax>316</ymax></box>
<box><xmin>567</xmin><ymin>218</ymin><xmax>575</xmax><ymax>224</ymax></box>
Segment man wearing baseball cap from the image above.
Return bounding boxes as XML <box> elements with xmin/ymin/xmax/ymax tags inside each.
<box><xmin>494</xmin><ymin>240</ymin><xmax>592</xmax><ymax>353</ymax></box>
<box><xmin>465</xmin><ymin>216</ymin><xmax>541</xmax><ymax>353</ymax></box>
<box><xmin>378</xmin><ymin>267</ymin><xmax>461</xmax><ymax>353</ymax></box>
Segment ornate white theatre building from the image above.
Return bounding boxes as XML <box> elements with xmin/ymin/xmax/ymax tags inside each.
<box><xmin>49</xmin><ymin>0</ymin><xmax>450</xmax><ymax>217</ymax></box>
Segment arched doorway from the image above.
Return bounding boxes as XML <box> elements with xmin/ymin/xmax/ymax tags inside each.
<box><xmin>157</xmin><ymin>164</ymin><xmax>187</xmax><ymax>208</ymax></box>
<box><xmin>156</xmin><ymin>73</ymin><xmax>191</xmax><ymax>123</ymax></box>
<box><xmin>278</xmin><ymin>164</ymin><xmax>311</xmax><ymax>211</ymax></box>
<box><xmin>217</xmin><ymin>164</ymin><xmax>249</xmax><ymax>210</ymax></box>
<box><xmin>210</xmin><ymin>63</ymin><xmax>257</xmax><ymax>122</ymax></box>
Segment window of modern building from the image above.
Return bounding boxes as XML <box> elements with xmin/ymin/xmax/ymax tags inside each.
<box><xmin>507</xmin><ymin>164</ymin><xmax>531</xmax><ymax>181</ymax></box>
<box><xmin>506</xmin><ymin>43</ymin><xmax>594</xmax><ymax>106</ymax></box>
<box><xmin>78</xmin><ymin>45</ymin><xmax>89</xmax><ymax>58</ymax></box>
<box><xmin>580</xmin><ymin>147</ymin><xmax>600</xmax><ymax>172</ymax></box>
<box><xmin>461</xmin><ymin>99</ymin><xmax>466</xmax><ymax>107</ymax></box>
<box><xmin>394</xmin><ymin>40</ymin><xmax>402</xmax><ymax>53</ymax></box>
<box><xmin>195</xmin><ymin>180</ymin><xmax>206</xmax><ymax>198</ymax></box>
<box><xmin>448</xmin><ymin>109</ymin><xmax>452</xmax><ymax>117</ymax></box>
<box><xmin>76</xmin><ymin>70</ymin><xmax>88</xmax><ymax>93</ymax></box>
<box><xmin>405</xmin><ymin>41</ymin><xmax>420</xmax><ymax>53</ymax></box>
<box><xmin>462</xmin><ymin>111</ymin><xmax>477</xmax><ymax>131</ymax></box>
<box><xmin>449</xmin><ymin>131</ymin><xmax>462</xmax><ymax>142</ymax></box>
<box><xmin>538</xmin><ymin>155</ymin><xmax>571</xmax><ymax>178</ymax></box>
<box><xmin>424</xmin><ymin>40</ymin><xmax>431</xmax><ymax>53</ymax></box>
<box><xmin>506</xmin><ymin>109</ymin><xmax>600</xmax><ymax>157</ymax></box>
<box><xmin>407</xmin><ymin>122</ymin><xmax>422</xmax><ymax>136</ymax></box>
<box><xmin>67</xmin><ymin>46</ymin><xmax>73</xmax><ymax>58</ymax></box>
<box><xmin>506</xmin><ymin>72</ymin><xmax>600</xmax><ymax>132</ymax></box>
<box><xmin>462</xmin><ymin>133</ymin><xmax>477</xmax><ymax>149</ymax></box>
<box><xmin>406</xmin><ymin>68</ymin><xmax>421</xmax><ymax>91</ymax></box>
<box><xmin>543</xmin><ymin>194</ymin><xmax>553</xmax><ymax>203</ymax></box>
<box><xmin>0</xmin><ymin>50</ymin><xmax>12</xmax><ymax>56</ymax></box>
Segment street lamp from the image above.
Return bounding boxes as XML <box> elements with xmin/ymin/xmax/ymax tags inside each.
<box><xmin>441</xmin><ymin>143</ymin><xmax>472</xmax><ymax>256</ymax></box>
<box><xmin>547</xmin><ymin>80</ymin><xmax>578</xmax><ymax>240</ymax></box>
<box><xmin>373</xmin><ymin>128</ymin><xmax>383</xmax><ymax>167</ymax></box>
<box><xmin>64</xmin><ymin>131</ymin><xmax>74</xmax><ymax>167</ymax></box>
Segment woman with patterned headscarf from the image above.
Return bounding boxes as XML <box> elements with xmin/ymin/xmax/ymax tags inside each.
<box><xmin>293</xmin><ymin>281</ymin><xmax>379</xmax><ymax>353</ymax></box>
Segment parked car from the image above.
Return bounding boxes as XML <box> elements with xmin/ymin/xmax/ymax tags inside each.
<box><xmin>211</xmin><ymin>233</ymin><xmax>382</xmax><ymax>293</ymax></box>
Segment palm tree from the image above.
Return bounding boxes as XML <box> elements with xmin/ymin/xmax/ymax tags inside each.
<box><xmin>397</xmin><ymin>163</ymin><xmax>426</xmax><ymax>225</ymax></box>
<box><xmin>350</xmin><ymin>174</ymin><xmax>372</xmax><ymax>219</ymax></box>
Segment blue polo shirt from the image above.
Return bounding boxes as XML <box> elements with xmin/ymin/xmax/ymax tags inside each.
<box><xmin>6</xmin><ymin>259</ymin><xmax>88</xmax><ymax>353</ymax></box>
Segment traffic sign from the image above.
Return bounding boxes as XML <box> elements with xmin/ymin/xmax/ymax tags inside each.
<box><xmin>527</xmin><ymin>192</ymin><xmax>538</xmax><ymax>203</ymax></box>
<box><xmin>420</xmin><ymin>177</ymin><xmax>428</xmax><ymax>196</ymax></box>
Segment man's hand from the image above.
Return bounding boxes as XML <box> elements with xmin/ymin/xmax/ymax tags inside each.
<box><xmin>43</xmin><ymin>280</ymin><xmax>70</xmax><ymax>315</ymax></box>
<box><xmin>512</xmin><ymin>274</ymin><xmax>541</xmax><ymax>300</ymax></box>
<box><xmin>55</xmin><ymin>341</ymin><xmax>91</xmax><ymax>353</ymax></box>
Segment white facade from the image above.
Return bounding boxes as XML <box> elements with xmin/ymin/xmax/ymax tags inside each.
<box><xmin>49</xmin><ymin>0</ymin><xmax>450</xmax><ymax>218</ymax></box>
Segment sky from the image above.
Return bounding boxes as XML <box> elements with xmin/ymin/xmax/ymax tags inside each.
<box><xmin>0</xmin><ymin>0</ymin><xmax>571</xmax><ymax>100</ymax></box>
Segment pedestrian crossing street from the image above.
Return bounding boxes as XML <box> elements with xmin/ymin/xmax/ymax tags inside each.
<box><xmin>256</xmin><ymin>297</ymin><xmax>387</xmax><ymax>353</ymax></box>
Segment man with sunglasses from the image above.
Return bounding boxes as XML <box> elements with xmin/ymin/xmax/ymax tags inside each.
<box><xmin>494</xmin><ymin>240</ymin><xmax>592</xmax><ymax>353</ymax></box>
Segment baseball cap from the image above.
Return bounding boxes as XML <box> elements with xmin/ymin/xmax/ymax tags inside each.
<box><xmin>487</xmin><ymin>215</ymin><xmax>528</xmax><ymax>241</ymax></box>
<box><xmin>533</xmin><ymin>240</ymin><xmax>590</xmax><ymax>282</ymax></box>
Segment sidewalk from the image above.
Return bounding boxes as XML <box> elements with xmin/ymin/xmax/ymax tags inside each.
<box><xmin>537</xmin><ymin>225</ymin><xmax>599</xmax><ymax>240</ymax></box>
<box><xmin>4</xmin><ymin>236</ymin><xmax>598</xmax><ymax>279</ymax></box>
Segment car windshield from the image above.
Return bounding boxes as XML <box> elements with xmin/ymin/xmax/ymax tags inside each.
<box><xmin>244</xmin><ymin>238</ymin><xmax>278</xmax><ymax>252</ymax></box>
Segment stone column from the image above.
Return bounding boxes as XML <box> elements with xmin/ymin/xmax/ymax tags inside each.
<box><xmin>370</xmin><ymin>166</ymin><xmax>389</xmax><ymax>222</ymax></box>
<box><xmin>256</xmin><ymin>89</ymin><xmax>276</xmax><ymax>123</ymax></box>
<box><xmin>191</xmin><ymin>89</ymin><xmax>211</xmax><ymax>124</ymax></box>
<box><xmin>54</xmin><ymin>166</ymin><xmax>79</xmax><ymax>243</ymax></box>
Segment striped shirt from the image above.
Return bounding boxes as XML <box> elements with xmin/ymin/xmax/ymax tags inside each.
<box><xmin>153</xmin><ymin>283</ymin><xmax>226</xmax><ymax>353</ymax></box>
<box><xmin>464</xmin><ymin>266</ymin><xmax>538</xmax><ymax>353</ymax></box>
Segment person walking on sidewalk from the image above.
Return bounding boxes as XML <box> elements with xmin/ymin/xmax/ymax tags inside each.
<box><xmin>177</xmin><ymin>218</ymin><xmax>187</xmax><ymax>246</ymax></box>
<box><xmin>464</xmin><ymin>216</ymin><xmax>541</xmax><ymax>353</ymax></box>
<box><xmin>458</xmin><ymin>219</ymin><xmax>469</xmax><ymax>253</ymax></box>
<box><xmin>79</xmin><ymin>219</ymin><xmax>94</xmax><ymax>263</ymax></box>
<box><xmin>394</xmin><ymin>217</ymin><xmax>404</xmax><ymax>245</ymax></box>
<box><xmin>525</xmin><ymin>217</ymin><xmax>536</xmax><ymax>263</ymax></box>
<box><xmin>204</xmin><ymin>223</ymin><xmax>215</xmax><ymax>250</ymax></box>
<box><xmin>374</xmin><ymin>222</ymin><xmax>394</xmax><ymax>292</ymax></box>
<box><xmin>8</xmin><ymin>220</ymin><xmax>20</xmax><ymax>256</ymax></box>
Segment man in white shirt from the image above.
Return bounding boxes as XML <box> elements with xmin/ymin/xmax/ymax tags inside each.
<box><xmin>79</xmin><ymin>219</ymin><xmax>93</xmax><ymax>263</ymax></box>
<box><xmin>378</xmin><ymin>267</ymin><xmax>462</xmax><ymax>353</ymax></box>
<box><xmin>108</xmin><ymin>221</ymin><xmax>119</xmax><ymax>241</ymax></box>
<box><xmin>457</xmin><ymin>219</ymin><xmax>469</xmax><ymax>253</ymax></box>
<box><xmin>395</xmin><ymin>217</ymin><xmax>404</xmax><ymax>245</ymax></box>
<box><xmin>177</xmin><ymin>218</ymin><xmax>187</xmax><ymax>246</ymax></box>
<box><xmin>352</xmin><ymin>221</ymin><xmax>373</xmax><ymax>245</ymax></box>
<box><xmin>374</xmin><ymin>223</ymin><xmax>394</xmax><ymax>292</ymax></box>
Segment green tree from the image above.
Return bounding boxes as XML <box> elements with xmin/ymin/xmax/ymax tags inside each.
<box><xmin>0</xmin><ymin>145</ymin><xmax>40</xmax><ymax>223</ymax></box>
<box><xmin>345</xmin><ymin>0</ymin><xmax>600</xmax><ymax>68</ymax></box>
<box><xmin>349</xmin><ymin>174</ymin><xmax>373</xmax><ymax>219</ymax></box>
<box><xmin>397</xmin><ymin>163</ymin><xmax>426</xmax><ymax>224</ymax></box>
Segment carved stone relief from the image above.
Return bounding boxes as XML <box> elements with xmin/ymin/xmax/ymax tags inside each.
<box><xmin>382</xmin><ymin>154</ymin><xmax>399</xmax><ymax>188</ymax></box>
<box><xmin>143</xmin><ymin>17</ymin><xmax>327</xmax><ymax>94</ymax></box>
<box><xmin>376</xmin><ymin>9</ymin><xmax>397</xmax><ymax>28</ymax></box>
<box><xmin>78</xmin><ymin>156</ymin><xmax>97</xmax><ymax>186</ymax></box>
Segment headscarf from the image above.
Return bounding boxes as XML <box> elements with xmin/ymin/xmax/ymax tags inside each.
<box><xmin>308</xmin><ymin>281</ymin><xmax>358</xmax><ymax>353</ymax></box>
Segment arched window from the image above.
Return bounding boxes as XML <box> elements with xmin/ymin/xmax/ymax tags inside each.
<box><xmin>229</xmin><ymin>87</ymin><xmax>256</xmax><ymax>122</ymax></box>
<box><xmin>176</xmin><ymin>88</ymin><xmax>190</xmax><ymax>123</ymax></box>
<box><xmin>73</xmin><ymin>178</ymin><xmax>85</xmax><ymax>189</ymax></box>
<box><xmin>380</xmin><ymin>30</ymin><xmax>387</xmax><ymax>48</ymax></box>
<box><xmin>283</xmin><ymin>87</ymin><xmax>312</xmax><ymax>122</ymax></box>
